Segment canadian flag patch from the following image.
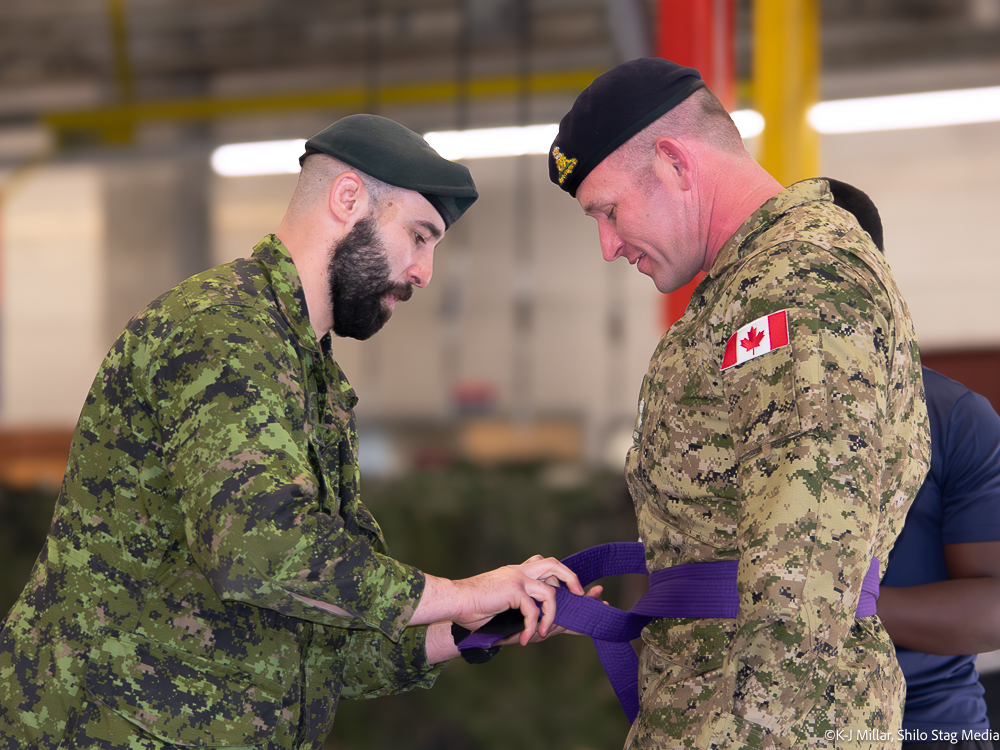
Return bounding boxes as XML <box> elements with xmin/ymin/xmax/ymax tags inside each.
<box><xmin>721</xmin><ymin>310</ymin><xmax>790</xmax><ymax>371</ymax></box>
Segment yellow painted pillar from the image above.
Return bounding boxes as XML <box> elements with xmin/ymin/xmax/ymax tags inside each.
<box><xmin>753</xmin><ymin>0</ymin><xmax>820</xmax><ymax>186</ymax></box>
<box><xmin>105</xmin><ymin>0</ymin><xmax>135</xmax><ymax>144</ymax></box>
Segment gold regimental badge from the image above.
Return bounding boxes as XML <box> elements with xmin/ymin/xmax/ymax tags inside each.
<box><xmin>552</xmin><ymin>147</ymin><xmax>577</xmax><ymax>185</ymax></box>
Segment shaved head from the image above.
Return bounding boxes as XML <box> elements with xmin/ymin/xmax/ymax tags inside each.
<box><xmin>610</xmin><ymin>87</ymin><xmax>748</xmax><ymax>177</ymax></box>
<box><xmin>287</xmin><ymin>154</ymin><xmax>401</xmax><ymax>221</ymax></box>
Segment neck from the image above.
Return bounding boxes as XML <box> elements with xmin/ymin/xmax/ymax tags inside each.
<box><xmin>701</xmin><ymin>161</ymin><xmax>783</xmax><ymax>272</ymax></box>
<box><xmin>276</xmin><ymin>216</ymin><xmax>335</xmax><ymax>338</ymax></box>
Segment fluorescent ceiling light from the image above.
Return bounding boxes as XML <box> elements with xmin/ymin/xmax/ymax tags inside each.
<box><xmin>424</xmin><ymin>124</ymin><xmax>559</xmax><ymax>160</ymax></box>
<box><xmin>809</xmin><ymin>86</ymin><xmax>1000</xmax><ymax>134</ymax></box>
<box><xmin>210</xmin><ymin>86</ymin><xmax>1000</xmax><ymax>176</ymax></box>
<box><xmin>730</xmin><ymin>109</ymin><xmax>764</xmax><ymax>138</ymax></box>
<box><xmin>425</xmin><ymin>113</ymin><xmax>764</xmax><ymax>161</ymax></box>
<box><xmin>211</xmin><ymin>138</ymin><xmax>305</xmax><ymax>177</ymax></box>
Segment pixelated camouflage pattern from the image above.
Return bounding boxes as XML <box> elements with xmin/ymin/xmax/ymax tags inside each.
<box><xmin>623</xmin><ymin>180</ymin><xmax>930</xmax><ymax>750</ymax></box>
<box><xmin>0</xmin><ymin>235</ymin><xmax>442</xmax><ymax>749</ymax></box>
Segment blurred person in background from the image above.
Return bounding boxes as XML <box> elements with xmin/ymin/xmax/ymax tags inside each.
<box><xmin>0</xmin><ymin>114</ymin><xmax>584</xmax><ymax>750</ymax></box>
<box><xmin>548</xmin><ymin>58</ymin><xmax>929</xmax><ymax>749</ymax></box>
<box><xmin>830</xmin><ymin>179</ymin><xmax>1000</xmax><ymax>750</ymax></box>
<box><xmin>881</xmin><ymin>366</ymin><xmax>1000</xmax><ymax>750</ymax></box>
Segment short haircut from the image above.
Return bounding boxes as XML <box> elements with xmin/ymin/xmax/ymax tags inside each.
<box><xmin>290</xmin><ymin>154</ymin><xmax>400</xmax><ymax>219</ymax></box>
<box><xmin>612</xmin><ymin>87</ymin><xmax>747</xmax><ymax>173</ymax></box>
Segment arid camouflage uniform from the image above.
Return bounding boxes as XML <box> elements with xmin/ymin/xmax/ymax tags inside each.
<box><xmin>0</xmin><ymin>235</ymin><xmax>441</xmax><ymax>749</ymax></box>
<box><xmin>625</xmin><ymin>180</ymin><xmax>930</xmax><ymax>750</ymax></box>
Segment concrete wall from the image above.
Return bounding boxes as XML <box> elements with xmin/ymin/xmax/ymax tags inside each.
<box><xmin>1</xmin><ymin>166</ymin><xmax>104</xmax><ymax>428</ymax></box>
<box><xmin>820</xmin><ymin>120</ymin><xmax>1000</xmax><ymax>351</ymax></box>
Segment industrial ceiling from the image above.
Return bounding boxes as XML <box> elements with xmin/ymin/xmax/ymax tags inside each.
<box><xmin>0</xmin><ymin>0</ymin><xmax>998</xmax><ymax>164</ymax></box>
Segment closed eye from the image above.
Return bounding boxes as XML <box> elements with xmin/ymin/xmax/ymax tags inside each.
<box><xmin>583</xmin><ymin>201</ymin><xmax>616</xmax><ymax>223</ymax></box>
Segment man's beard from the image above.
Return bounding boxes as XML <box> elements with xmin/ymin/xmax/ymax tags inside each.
<box><xmin>328</xmin><ymin>212</ymin><xmax>412</xmax><ymax>340</ymax></box>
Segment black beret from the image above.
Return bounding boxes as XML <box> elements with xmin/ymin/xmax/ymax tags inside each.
<box><xmin>300</xmin><ymin>114</ymin><xmax>478</xmax><ymax>229</ymax></box>
<box><xmin>549</xmin><ymin>58</ymin><xmax>705</xmax><ymax>197</ymax></box>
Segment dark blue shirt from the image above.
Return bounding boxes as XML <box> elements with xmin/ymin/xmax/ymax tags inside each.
<box><xmin>883</xmin><ymin>367</ymin><xmax>1000</xmax><ymax>732</ymax></box>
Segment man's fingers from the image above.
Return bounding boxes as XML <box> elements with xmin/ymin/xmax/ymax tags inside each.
<box><xmin>524</xmin><ymin>576</ymin><xmax>563</xmax><ymax>639</ymax></box>
<box><xmin>519</xmin><ymin>557</ymin><xmax>584</xmax><ymax>595</ymax></box>
<box><xmin>452</xmin><ymin>556</ymin><xmax>586</xmax><ymax>643</ymax></box>
<box><xmin>536</xmin><ymin>589</ymin><xmax>558</xmax><ymax>639</ymax></box>
<box><xmin>490</xmin><ymin>582</ymin><xmax>608</xmax><ymax>645</ymax></box>
<box><xmin>517</xmin><ymin>597</ymin><xmax>541</xmax><ymax>646</ymax></box>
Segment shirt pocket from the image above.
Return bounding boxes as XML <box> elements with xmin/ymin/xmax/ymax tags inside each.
<box><xmin>640</xmin><ymin>619</ymin><xmax>736</xmax><ymax>689</ymax></box>
<box><xmin>84</xmin><ymin>632</ymin><xmax>282</xmax><ymax>748</ymax></box>
<box><xmin>722</xmin><ymin>342</ymin><xmax>824</xmax><ymax>462</ymax></box>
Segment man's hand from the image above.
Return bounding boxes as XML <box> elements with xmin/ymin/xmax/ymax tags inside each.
<box><xmin>495</xmin><ymin>583</ymin><xmax>607</xmax><ymax>645</ymax></box>
<box><xmin>412</xmin><ymin>554</ymin><xmax>584</xmax><ymax>646</ymax></box>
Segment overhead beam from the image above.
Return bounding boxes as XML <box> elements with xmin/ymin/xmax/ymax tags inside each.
<box><xmin>104</xmin><ymin>0</ymin><xmax>136</xmax><ymax>145</ymax></box>
<box><xmin>107</xmin><ymin>0</ymin><xmax>134</xmax><ymax>103</ymax></box>
<box><xmin>42</xmin><ymin>69</ymin><xmax>604</xmax><ymax>149</ymax></box>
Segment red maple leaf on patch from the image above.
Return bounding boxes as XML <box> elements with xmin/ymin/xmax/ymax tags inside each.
<box><xmin>740</xmin><ymin>326</ymin><xmax>765</xmax><ymax>354</ymax></box>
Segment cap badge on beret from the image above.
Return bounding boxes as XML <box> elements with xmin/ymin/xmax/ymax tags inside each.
<box><xmin>548</xmin><ymin>58</ymin><xmax>705</xmax><ymax>197</ymax></box>
<box><xmin>551</xmin><ymin>147</ymin><xmax>578</xmax><ymax>186</ymax></box>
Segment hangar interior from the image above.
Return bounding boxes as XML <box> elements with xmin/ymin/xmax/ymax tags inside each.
<box><xmin>2</xmin><ymin>0</ymin><xmax>1000</xmax><ymax>480</ymax></box>
<box><xmin>0</xmin><ymin>1</ymin><xmax>999</xmax><ymax>747</ymax></box>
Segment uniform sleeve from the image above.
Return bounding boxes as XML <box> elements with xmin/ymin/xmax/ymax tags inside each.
<box><xmin>337</xmin><ymin>625</ymin><xmax>446</xmax><ymax>700</ymax></box>
<box><xmin>693</xmin><ymin>243</ymin><xmax>927</xmax><ymax>748</ymax></box>
<box><xmin>145</xmin><ymin>306</ymin><xmax>424</xmax><ymax>641</ymax></box>
<box><xmin>940</xmin><ymin>390</ymin><xmax>1000</xmax><ymax>544</ymax></box>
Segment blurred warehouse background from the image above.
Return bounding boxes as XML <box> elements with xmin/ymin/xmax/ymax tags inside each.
<box><xmin>0</xmin><ymin>1</ymin><xmax>999</xmax><ymax>748</ymax></box>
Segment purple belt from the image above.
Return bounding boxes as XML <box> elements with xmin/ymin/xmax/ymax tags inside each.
<box><xmin>458</xmin><ymin>542</ymin><xmax>881</xmax><ymax>724</ymax></box>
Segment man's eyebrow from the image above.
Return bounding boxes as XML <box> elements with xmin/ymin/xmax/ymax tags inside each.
<box><xmin>416</xmin><ymin>219</ymin><xmax>443</xmax><ymax>241</ymax></box>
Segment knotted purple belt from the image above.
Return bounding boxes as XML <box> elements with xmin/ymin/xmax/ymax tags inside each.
<box><xmin>457</xmin><ymin>542</ymin><xmax>881</xmax><ymax>724</ymax></box>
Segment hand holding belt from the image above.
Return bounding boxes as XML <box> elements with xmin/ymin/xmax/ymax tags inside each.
<box><xmin>456</xmin><ymin>542</ymin><xmax>880</xmax><ymax>724</ymax></box>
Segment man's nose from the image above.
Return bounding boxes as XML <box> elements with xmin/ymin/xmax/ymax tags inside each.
<box><xmin>599</xmin><ymin>226</ymin><xmax>624</xmax><ymax>262</ymax></box>
<box><xmin>408</xmin><ymin>255</ymin><xmax>433</xmax><ymax>287</ymax></box>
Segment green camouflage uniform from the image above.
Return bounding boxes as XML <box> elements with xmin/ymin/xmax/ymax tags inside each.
<box><xmin>0</xmin><ymin>235</ymin><xmax>442</xmax><ymax>749</ymax></box>
<box><xmin>624</xmin><ymin>180</ymin><xmax>929</xmax><ymax>750</ymax></box>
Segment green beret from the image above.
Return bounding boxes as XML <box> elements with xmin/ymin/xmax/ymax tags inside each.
<box><xmin>300</xmin><ymin>114</ymin><xmax>478</xmax><ymax>228</ymax></box>
<box><xmin>549</xmin><ymin>58</ymin><xmax>705</xmax><ymax>197</ymax></box>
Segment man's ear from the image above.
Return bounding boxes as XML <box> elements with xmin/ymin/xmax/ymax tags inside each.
<box><xmin>652</xmin><ymin>137</ymin><xmax>693</xmax><ymax>191</ymax></box>
<box><xmin>329</xmin><ymin>172</ymin><xmax>370</xmax><ymax>224</ymax></box>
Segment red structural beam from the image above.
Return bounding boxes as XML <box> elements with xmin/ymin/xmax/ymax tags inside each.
<box><xmin>657</xmin><ymin>0</ymin><xmax>735</xmax><ymax>330</ymax></box>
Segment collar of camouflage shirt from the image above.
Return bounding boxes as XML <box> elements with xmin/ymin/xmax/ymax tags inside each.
<box><xmin>708</xmin><ymin>178</ymin><xmax>831</xmax><ymax>281</ymax></box>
